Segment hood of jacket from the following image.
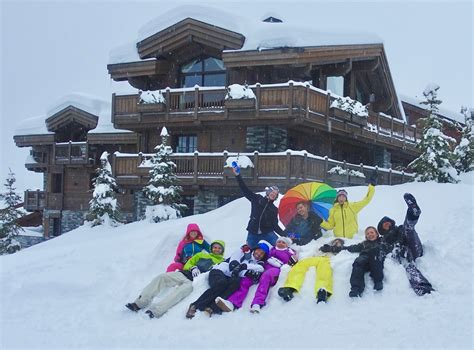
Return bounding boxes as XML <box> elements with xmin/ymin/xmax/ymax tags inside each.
<box><xmin>377</xmin><ymin>216</ymin><xmax>396</xmax><ymax>235</ymax></box>
<box><xmin>183</xmin><ymin>223</ymin><xmax>204</xmax><ymax>242</ymax></box>
<box><xmin>210</xmin><ymin>240</ymin><xmax>225</xmax><ymax>256</ymax></box>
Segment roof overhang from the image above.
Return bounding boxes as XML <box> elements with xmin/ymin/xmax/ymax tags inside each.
<box><xmin>107</xmin><ymin>60</ymin><xmax>171</xmax><ymax>81</ymax></box>
<box><xmin>13</xmin><ymin>134</ymin><xmax>55</xmax><ymax>147</ymax></box>
<box><xmin>137</xmin><ymin>17</ymin><xmax>245</xmax><ymax>59</ymax></box>
<box><xmin>45</xmin><ymin>106</ymin><xmax>98</xmax><ymax>132</ymax></box>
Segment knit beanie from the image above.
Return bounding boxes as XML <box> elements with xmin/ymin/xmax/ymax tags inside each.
<box><xmin>276</xmin><ymin>236</ymin><xmax>292</xmax><ymax>246</ymax></box>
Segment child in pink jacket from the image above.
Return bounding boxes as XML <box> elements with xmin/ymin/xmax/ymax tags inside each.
<box><xmin>166</xmin><ymin>223</ymin><xmax>210</xmax><ymax>272</ymax></box>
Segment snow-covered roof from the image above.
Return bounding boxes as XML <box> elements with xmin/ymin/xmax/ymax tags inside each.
<box><xmin>15</xmin><ymin>93</ymin><xmax>129</xmax><ymax>136</ymax></box>
<box><xmin>400</xmin><ymin>93</ymin><xmax>465</xmax><ymax>124</ymax></box>
<box><xmin>109</xmin><ymin>5</ymin><xmax>383</xmax><ymax>64</ymax></box>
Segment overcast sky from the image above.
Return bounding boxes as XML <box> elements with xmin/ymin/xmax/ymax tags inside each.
<box><xmin>1</xmin><ymin>0</ymin><xmax>472</xmax><ymax>193</ymax></box>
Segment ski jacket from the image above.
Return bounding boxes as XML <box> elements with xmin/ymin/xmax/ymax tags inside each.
<box><xmin>180</xmin><ymin>240</ymin><xmax>226</xmax><ymax>281</ymax></box>
<box><xmin>265</xmin><ymin>246</ymin><xmax>296</xmax><ymax>269</ymax></box>
<box><xmin>344</xmin><ymin>237</ymin><xmax>390</xmax><ymax>256</ymax></box>
<box><xmin>173</xmin><ymin>223</ymin><xmax>210</xmax><ymax>264</ymax></box>
<box><xmin>212</xmin><ymin>248</ymin><xmax>265</xmax><ymax>278</ymax></box>
<box><xmin>235</xmin><ymin>175</ymin><xmax>284</xmax><ymax>235</ymax></box>
<box><xmin>282</xmin><ymin>211</ymin><xmax>322</xmax><ymax>245</ymax></box>
<box><xmin>321</xmin><ymin>185</ymin><xmax>375</xmax><ymax>238</ymax></box>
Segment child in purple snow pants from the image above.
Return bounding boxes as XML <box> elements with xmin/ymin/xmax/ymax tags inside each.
<box><xmin>224</xmin><ymin>237</ymin><xmax>297</xmax><ymax>313</ymax></box>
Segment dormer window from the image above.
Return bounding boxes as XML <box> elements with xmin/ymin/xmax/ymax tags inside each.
<box><xmin>180</xmin><ymin>57</ymin><xmax>226</xmax><ymax>88</ymax></box>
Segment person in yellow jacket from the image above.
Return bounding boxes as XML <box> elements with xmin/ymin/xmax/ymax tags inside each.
<box><xmin>321</xmin><ymin>184</ymin><xmax>375</xmax><ymax>239</ymax></box>
<box><xmin>277</xmin><ymin>238</ymin><xmax>345</xmax><ymax>303</ymax></box>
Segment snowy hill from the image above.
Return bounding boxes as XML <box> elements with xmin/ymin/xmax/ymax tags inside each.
<box><xmin>1</xmin><ymin>175</ymin><xmax>473</xmax><ymax>349</ymax></box>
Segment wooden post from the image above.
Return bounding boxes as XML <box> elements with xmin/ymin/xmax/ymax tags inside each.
<box><xmin>165</xmin><ymin>88</ymin><xmax>170</xmax><ymax>121</ymax></box>
<box><xmin>68</xmin><ymin>141</ymin><xmax>72</xmax><ymax>164</ymax></box>
<box><xmin>288</xmin><ymin>81</ymin><xmax>294</xmax><ymax>117</ymax></box>
<box><xmin>401</xmin><ymin>170</ymin><xmax>405</xmax><ymax>183</ymax></box>
<box><xmin>326</xmin><ymin>92</ymin><xmax>331</xmax><ymax>126</ymax></box>
<box><xmin>377</xmin><ymin>113</ymin><xmax>380</xmax><ymax>135</ymax></box>
<box><xmin>360</xmin><ymin>163</ymin><xmax>364</xmax><ymax>180</ymax></box>
<box><xmin>193</xmin><ymin>151</ymin><xmax>198</xmax><ymax>184</ymax></box>
<box><xmin>253</xmin><ymin>151</ymin><xmax>259</xmax><ymax>184</ymax></box>
<box><xmin>305</xmin><ymin>83</ymin><xmax>310</xmax><ymax>119</ymax></box>
<box><xmin>390</xmin><ymin>116</ymin><xmax>394</xmax><ymax>138</ymax></box>
<box><xmin>286</xmin><ymin>150</ymin><xmax>291</xmax><ymax>184</ymax></box>
<box><xmin>388</xmin><ymin>168</ymin><xmax>392</xmax><ymax>185</ymax></box>
<box><xmin>414</xmin><ymin>125</ymin><xmax>417</xmax><ymax>143</ymax></box>
<box><xmin>194</xmin><ymin>86</ymin><xmax>199</xmax><ymax>120</ymax></box>
<box><xmin>303</xmin><ymin>151</ymin><xmax>308</xmax><ymax>180</ymax></box>
<box><xmin>343</xmin><ymin>160</ymin><xmax>349</xmax><ymax>184</ymax></box>
<box><xmin>323</xmin><ymin>156</ymin><xmax>328</xmax><ymax>182</ymax></box>
<box><xmin>222</xmin><ymin>150</ymin><xmax>228</xmax><ymax>185</ymax></box>
<box><xmin>402</xmin><ymin>122</ymin><xmax>406</xmax><ymax>144</ymax></box>
<box><xmin>256</xmin><ymin>83</ymin><xmax>261</xmax><ymax>118</ymax></box>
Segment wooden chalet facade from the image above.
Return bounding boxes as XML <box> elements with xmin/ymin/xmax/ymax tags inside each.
<box><xmin>13</xmin><ymin>14</ymin><xmax>462</xmax><ymax>237</ymax></box>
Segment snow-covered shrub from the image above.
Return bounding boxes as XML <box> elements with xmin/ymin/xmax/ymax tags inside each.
<box><xmin>143</xmin><ymin>127</ymin><xmax>186</xmax><ymax>222</ymax></box>
<box><xmin>139</xmin><ymin>90</ymin><xmax>166</xmax><ymax>104</ymax></box>
<box><xmin>330</xmin><ymin>96</ymin><xmax>368</xmax><ymax>117</ymax></box>
<box><xmin>453</xmin><ymin>107</ymin><xmax>473</xmax><ymax>173</ymax></box>
<box><xmin>87</xmin><ymin>152</ymin><xmax>120</xmax><ymax>227</ymax></box>
<box><xmin>225</xmin><ymin>84</ymin><xmax>256</xmax><ymax>100</ymax></box>
<box><xmin>0</xmin><ymin>170</ymin><xmax>23</xmax><ymax>254</ymax></box>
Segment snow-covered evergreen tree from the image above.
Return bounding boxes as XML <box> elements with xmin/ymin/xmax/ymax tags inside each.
<box><xmin>408</xmin><ymin>84</ymin><xmax>459</xmax><ymax>183</ymax></box>
<box><xmin>453</xmin><ymin>106</ymin><xmax>473</xmax><ymax>173</ymax></box>
<box><xmin>143</xmin><ymin>127</ymin><xmax>186</xmax><ymax>222</ymax></box>
<box><xmin>87</xmin><ymin>152</ymin><xmax>120</xmax><ymax>227</ymax></box>
<box><xmin>0</xmin><ymin>170</ymin><xmax>23</xmax><ymax>254</ymax></box>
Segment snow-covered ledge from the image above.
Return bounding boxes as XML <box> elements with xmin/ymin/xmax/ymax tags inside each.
<box><xmin>225</xmin><ymin>84</ymin><xmax>256</xmax><ymax>109</ymax></box>
<box><xmin>138</xmin><ymin>89</ymin><xmax>167</xmax><ymax>112</ymax></box>
<box><xmin>330</xmin><ymin>96</ymin><xmax>368</xmax><ymax>126</ymax></box>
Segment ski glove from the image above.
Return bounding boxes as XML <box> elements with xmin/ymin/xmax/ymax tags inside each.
<box><xmin>267</xmin><ymin>257</ymin><xmax>284</xmax><ymax>268</ymax></box>
<box><xmin>245</xmin><ymin>270</ymin><xmax>262</xmax><ymax>284</ymax></box>
<box><xmin>229</xmin><ymin>260</ymin><xmax>240</xmax><ymax>272</ymax></box>
<box><xmin>231</xmin><ymin>161</ymin><xmax>240</xmax><ymax>175</ymax></box>
<box><xmin>288</xmin><ymin>255</ymin><xmax>298</xmax><ymax>266</ymax></box>
<box><xmin>191</xmin><ymin>267</ymin><xmax>201</xmax><ymax>278</ymax></box>
<box><xmin>369</xmin><ymin>170</ymin><xmax>378</xmax><ymax>186</ymax></box>
<box><xmin>319</xmin><ymin>244</ymin><xmax>332</xmax><ymax>253</ymax></box>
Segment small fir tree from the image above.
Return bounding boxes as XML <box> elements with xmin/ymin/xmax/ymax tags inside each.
<box><xmin>87</xmin><ymin>152</ymin><xmax>120</xmax><ymax>227</ymax></box>
<box><xmin>0</xmin><ymin>170</ymin><xmax>23</xmax><ymax>254</ymax></box>
<box><xmin>143</xmin><ymin>126</ymin><xmax>186</xmax><ymax>222</ymax></box>
<box><xmin>408</xmin><ymin>84</ymin><xmax>459</xmax><ymax>183</ymax></box>
<box><xmin>453</xmin><ymin>106</ymin><xmax>473</xmax><ymax>173</ymax></box>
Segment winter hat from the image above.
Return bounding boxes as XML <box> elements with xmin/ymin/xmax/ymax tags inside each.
<box><xmin>255</xmin><ymin>240</ymin><xmax>272</xmax><ymax>256</ymax></box>
<box><xmin>185</xmin><ymin>223</ymin><xmax>203</xmax><ymax>241</ymax></box>
<box><xmin>265</xmin><ymin>185</ymin><xmax>280</xmax><ymax>196</ymax></box>
<box><xmin>336</xmin><ymin>189</ymin><xmax>348</xmax><ymax>199</ymax></box>
<box><xmin>210</xmin><ymin>240</ymin><xmax>225</xmax><ymax>254</ymax></box>
<box><xmin>330</xmin><ymin>238</ymin><xmax>345</xmax><ymax>247</ymax></box>
<box><xmin>276</xmin><ymin>236</ymin><xmax>292</xmax><ymax>246</ymax></box>
<box><xmin>377</xmin><ymin>216</ymin><xmax>396</xmax><ymax>235</ymax></box>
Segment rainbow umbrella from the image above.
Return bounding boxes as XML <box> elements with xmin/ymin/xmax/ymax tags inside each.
<box><xmin>278</xmin><ymin>182</ymin><xmax>337</xmax><ymax>226</ymax></box>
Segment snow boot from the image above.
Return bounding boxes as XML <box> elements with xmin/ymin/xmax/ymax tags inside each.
<box><xmin>250</xmin><ymin>304</ymin><xmax>261</xmax><ymax>314</ymax></box>
<box><xmin>185</xmin><ymin>304</ymin><xmax>197</xmax><ymax>319</ymax></box>
<box><xmin>125</xmin><ymin>303</ymin><xmax>141</xmax><ymax>312</ymax></box>
<box><xmin>316</xmin><ymin>288</ymin><xmax>328</xmax><ymax>303</ymax></box>
<box><xmin>404</xmin><ymin>193</ymin><xmax>421</xmax><ymax>218</ymax></box>
<box><xmin>278</xmin><ymin>287</ymin><xmax>296</xmax><ymax>302</ymax></box>
<box><xmin>215</xmin><ymin>297</ymin><xmax>234</xmax><ymax>312</ymax></box>
<box><xmin>374</xmin><ymin>281</ymin><xmax>383</xmax><ymax>291</ymax></box>
<box><xmin>349</xmin><ymin>289</ymin><xmax>362</xmax><ymax>298</ymax></box>
<box><xmin>145</xmin><ymin>310</ymin><xmax>155</xmax><ymax>319</ymax></box>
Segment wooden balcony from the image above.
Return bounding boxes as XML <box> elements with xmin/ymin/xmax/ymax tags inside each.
<box><xmin>112</xmin><ymin>151</ymin><xmax>413</xmax><ymax>190</ymax></box>
<box><xmin>24</xmin><ymin>190</ymin><xmax>46</xmax><ymax>211</ymax></box>
<box><xmin>53</xmin><ymin>142</ymin><xmax>91</xmax><ymax>165</ymax></box>
<box><xmin>112</xmin><ymin>83</ymin><xmax>421</xmax><ymax>152</ymax></box>
<box><xmin>25</xmin><ymin>152</ymin><xmax>48</xmax><ymax>172</ymax></box>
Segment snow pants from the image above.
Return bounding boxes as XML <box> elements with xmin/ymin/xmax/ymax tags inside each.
<box><xmin>166</xmin><ymin>261</ymin><xmax>184</xmax><ymax>272</ymax></box>
<box><xmin>227</xmin><ymin>266</ymin><xmax>281</xmax><ymax>308</ymax></box>
<box><xmin>350</xmin><ymin>250</ymin><xmax>384</xmax><ymax>294</ymax></box>
<box><xmin>403</xmin><ymin>211</ymin><xmax>423</xmax><ymax>262</ymax></box>
<box><xmin>283</xmin><ymin>256</ymin><xmax>333</xmax><ymax>296</ymax></box>
<box><xmin>134</xmin><ymin>271</ymin><xmax>192</xmax><ymax>317</ymax></box>
<box><xmin>192</xmin><ymin>269</ymin><xmax>240</xmax><ymax>312</ymax></box>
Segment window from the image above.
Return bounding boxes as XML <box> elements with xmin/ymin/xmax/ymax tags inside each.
<box><xmin>327</xmin><ymin>76</ymin><xmax>344</xmax><ymax>97</ymax></box>
<box><xmin>176</xmin><ymin>135</ymin><xmax>197</xmax><ymax>153</ymax></box>
<box><xmin>180</xmin><ymin>57</ymin><xmax>226</xmax><ymax>88</ymax></box>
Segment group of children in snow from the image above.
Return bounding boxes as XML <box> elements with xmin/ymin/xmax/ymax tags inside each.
<box><xmin>125</xmin><ymin>165</ymin><xmax>434</xmax><ymax>319</ymax></box>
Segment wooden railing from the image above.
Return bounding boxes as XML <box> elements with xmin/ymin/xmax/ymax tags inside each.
<box><xmin>113</xmin><ymin>83</ymin><xmax>420</xmax><ymax>143</ymax></box>
<box><xmin>24</xmin><ymin>190</ymin><xmax>46</xmax><ymax>211</ymax></box>
<box><xmin>112</xmin><ymin>151</ymin><xmax>413</xmax><ymax>189</ymax></box>
<box><xmin>54</xmin><ymin>142</ymin><xmax>90</xmax><ymax>165</ymax></box>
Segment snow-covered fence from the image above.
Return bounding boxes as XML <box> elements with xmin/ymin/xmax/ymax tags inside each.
<box><xmin>112</xmin><ymin>150</ymin><xmax>413</xmax><ymax>188</ymax></box>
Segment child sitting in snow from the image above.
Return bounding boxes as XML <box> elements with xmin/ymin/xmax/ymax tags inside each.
<box><xmin>125</xmin><ymin>240</ymin><xmax>225</xmax><ymax>318</ymax></box>
<box><xmin>216</xmin><ymin>237</ymin><xmax>297</xmax><ymax>314</ymax></box>
<box><xmin>321</xmin><ymin>227</ymin><xmax>386</xmax><ymax>297</ymax></box>
<box><xmin>185</xmin><ymin>242</ymin><xmax>268</xmax><ymax>318</ymax></box>
<box><xmin>166</xmin><ymin>223</ymin><xmax>210</xmax><ymax>272</ymax></box>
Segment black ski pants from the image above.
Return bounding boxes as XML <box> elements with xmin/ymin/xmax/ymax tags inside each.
<box><xmin>192</xmin><ymin>269</ymin><xmax>240</xmax><ymax>311</ymax></box>
<box><xmin>350</xmin><ymin>250</ymin><xmax>384</xmax><ymax>293</ymax></box>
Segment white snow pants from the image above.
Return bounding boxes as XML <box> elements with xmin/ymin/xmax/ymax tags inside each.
<box><xmin>134</xmin><ymin>271</ymin><xmax>193</xmax><ymax>317</ymax></box>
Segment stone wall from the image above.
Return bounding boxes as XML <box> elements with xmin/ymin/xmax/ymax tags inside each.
<box><xmin>16</xmin><ymin>235</ymin><xmax>46</xmax><ymax>248</ymax></box>
<box><xmin>61</xmin><ymin>210</ymin><xmax>86</xmax><ymax>233</ymax></box>
<box><xmin>134</xmin><ymin>190</ymin><xmax>155</xmax><ymax>221</ymax></box>
<box><xmin>193</xmin><ymin>190</ymin><xmax>218</xmax><ymax>215</ymax></box>
<box><xmin>246</xmin><ymin>126</ymin><xmax>287</xmax><ymax>152</ymax></box>
<box><xmin>374</xmin><ymin>147</ymin><xmax>392</xmax><ymax>168</ymax></box>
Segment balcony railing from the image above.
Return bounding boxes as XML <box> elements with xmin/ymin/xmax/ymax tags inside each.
<box><xmin>54</xmin><ymin>142</ymin><xmax>90</xmax><ymax>165</ymax></box>
<box><xmin>24</xmin><ymin>190</ymin><xmax>46</xmax><ymax>211</ymax></box>
<box><xmin>112</xmin><ymin>150</ymin><xmax>413</xmax><ymax>189</ymax></box>
<box><xmin>112</xmin><ymin>83</ymin><xmax>420</xmax><ymax>145</ymax></box>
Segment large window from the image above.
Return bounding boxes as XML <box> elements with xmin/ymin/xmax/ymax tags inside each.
<box><xmin>180</xmin><ymin>57</ymin><xmax>226</xmax><ymax>88</ymax></box>
<box><xmin>327</xmin><ymin>76</ymin><xmax>344</xmax><ymax>97</ymax></box>
<box><xmin>176</xmin><ymin>135</ymin><xmax>197</xmax><ymax>153</ymax></box>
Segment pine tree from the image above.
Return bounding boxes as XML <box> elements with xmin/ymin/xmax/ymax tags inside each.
<box><xmin>408</xmin><ymin>84</ymin><xmax>459</xmax><ymax>183</ymax></box>
<box><xmin>453</xmin><ymin>106</ymin><xmax>474</xmax><ymax>173</ymax></box>
<box><xmin>87</xmin><ymin>152</ymin><xmax>120</xmax><ymax>227</ymax></box>
<box><xmin>143</xmin><ymin>127</ymin><xmax>186</xmax><ymax>222</ymax></box>
<box><xmin>0</xmin><ymin>170</ymin><xmax>23</xmax><ymax>254</ymax></box>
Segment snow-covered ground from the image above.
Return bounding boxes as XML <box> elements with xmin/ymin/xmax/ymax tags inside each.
<box><xmin>1</xmin><ymin>174</ymin><xmax>473</xmax><ymax>349</ymax></box>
